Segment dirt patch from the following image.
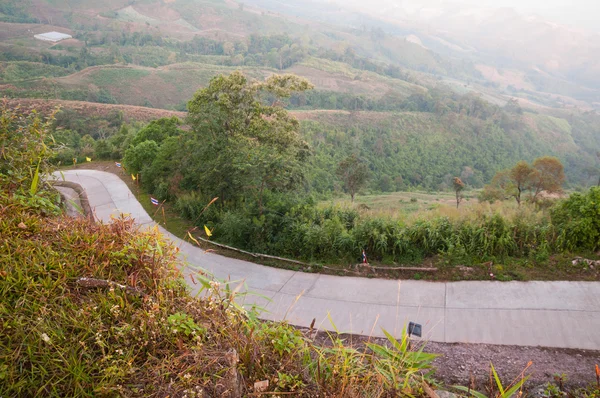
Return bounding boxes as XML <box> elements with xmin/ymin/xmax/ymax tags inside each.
<box><xmin>133</xmin><ymin>3</ymin><xmax>182</xmax><ymax>21</ymax></box>
<box><xmin>475</xmin><ymin>64</ymin><xmax>534</xmax><ymax>91</ymax></box>
<box><xmin>51</xmin><ymin>38</ymin><xmax>84</xmax><ymax>49</ymax></box>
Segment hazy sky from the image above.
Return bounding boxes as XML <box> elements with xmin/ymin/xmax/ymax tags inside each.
<box><xmin>465</xmin><ymin>0</ymin><xmax>600</xmax><ymax>30</ymax></box>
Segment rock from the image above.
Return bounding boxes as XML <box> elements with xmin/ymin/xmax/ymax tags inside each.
<box><xmin>254</xmin><ymin>380</ymin><xmax>269</xmax><ymax>393</ymax></box>
<box><xmin>214</xmin><ymin>349</ymin><xmax>242</xmax><ymax>398</ymax></box>
<box><xmin>529</xmin><ymin>384</ymin><xmax>549</xmax><ymax>397</ymax></box>
<box><xmin>436</xmin><ymin>391</ymin><xmax>459</xmax><ymax>398</ymax></box>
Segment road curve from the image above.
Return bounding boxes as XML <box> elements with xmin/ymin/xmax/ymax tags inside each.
<box><xmin>54</xmin><ymin>169</ymin><xmax>600</xmax><ymax>350</ymax></box>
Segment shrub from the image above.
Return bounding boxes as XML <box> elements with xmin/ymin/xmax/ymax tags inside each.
<box><xmin>552</xmin><ymin>187</ymin><xmax>600</xmax><ymax>252</ymax></box>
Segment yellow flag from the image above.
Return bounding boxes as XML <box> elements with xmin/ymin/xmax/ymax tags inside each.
<box><xmin>131</xmin><ymin>174</ymin><xmax>137</xmax><ymax>181</ymax></box>
<box><xmin>204</xmin><ymin>225</ymin><xmax>213</xmax><ymax>237</ymax></box>
<box><xmin>73</xmin><ymin>158</ymin><xmax>77</xmax><ymax>164</ymax></box>
<box><xmin>86</xmin><ymin>157</ymin><xmax>92</xmax><ymax>162</ymax></box>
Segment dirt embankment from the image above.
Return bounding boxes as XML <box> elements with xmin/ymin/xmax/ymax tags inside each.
<box><xmin>4</xmin><ymin>98</ymin><xmax>186</xmax><ymax>122</ymax></box>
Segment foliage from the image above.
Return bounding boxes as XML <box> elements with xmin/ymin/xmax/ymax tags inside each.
<box><xmin>0</xmin><ymin>62</ymin><xmax>70</xmax><ymax>82</ymax></box>
<box><xmin>183</xmin><ymin>72</ymin><xmax>312</xmax><ymax>209</ymax></box>
<box><xmin>123</xmin><ymin>140</ymin><xmax>159</xmax><ymax>175</ymax></box>
<box><xmin>0</xmin><ymin>139</ymin><xmax>444</xmax><ymax>396</ymax></box>
<box><xmin>453</xmin><ymin>177</ymin><xmax>465</xmax><ymax>208</ymax></box>
<box><xmin>130</xmin><ymin>116</ymin><xmax>182</xmax><ymax>146</ymax></box>
<box><xmin>530</xmin><ymin>156</ymin><xmax>566</xmax><ymax>200</ymax></box>
<box><xmin>337</xmin><ymin>154</ymin><xmax>369</xmax><ymax>202</ymax></box>
<box><xmin>0</xmin><ymin>102</ymin><xmax>60</xmax><ymax>214</ymax></box>
<box><xmin>366</xmin><ymin>328</ymin><xmax>438</xmax><ymax>392</ymax></box>
<box><xmin>482</xmin><ymin>157</ymin><xmax>565</xmax><ymax>205</ymax></box>
<box><xmin>454</xmin><ymin>362</ymin><xmax>530</xmax><ymax>398</ymax></box>
<box><xmin>552</xmin><ymin>187</ymin><xmax>600</xmax><ymax>252</ymax></box>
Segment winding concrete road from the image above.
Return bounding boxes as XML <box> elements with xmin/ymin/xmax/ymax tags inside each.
<box><xmin>54</xmin><ymin>169</ymin><xmax>600</xmax><ymax>350</ymax></box>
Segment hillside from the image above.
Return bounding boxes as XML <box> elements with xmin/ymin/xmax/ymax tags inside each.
<box><xmin>2</xmin><ymin>59</ymin><xmax>425</xmax><ymax>109</ymax></box>
<box><xmin>3</xmin><ymin>98</ymin><xmax>185</xmax><ymax>121</ymax></box>
<box><xmin>3</xmin><ymin>0</ymin><xmax>600</xmax><ymax>110</ymax></box>
<box><xmin>1</xmin><ymin>0</ymin><xmax>600</xmax><ymax>191</ymax></box>
<box><xmin>7</xmin><ymin>96</ymin><xmax>599</xmax><ymax>190</ymax></box>
<box><xmin>300</xmin><ymin>109</ymin><xmax>598</xmax><ymax>191</ymax></box>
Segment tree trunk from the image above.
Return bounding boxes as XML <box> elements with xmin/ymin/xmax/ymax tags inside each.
<box><xmin>350</xmin><ymin>192</ymin><xmax>355</xmax><ymax>203</ymax></box>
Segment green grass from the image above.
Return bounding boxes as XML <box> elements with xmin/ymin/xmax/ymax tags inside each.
<box><xmin>325</xmin><ymin>190</ymin><xmax>478</xmax><ymax>216</ymax></box>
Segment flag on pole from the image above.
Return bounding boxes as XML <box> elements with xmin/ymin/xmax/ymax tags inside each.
<box><xmin>115</xmin><ymin>162</ymin><xmax>122</xmax><ymax>168</ymax></box>
<box><xmin>73</xmin><ymin>158</ymin><xmax>77</xmax><ymax>165</ymax></box>
<box><xmin>362</xmin><ymin>249</ymin><xmax>368</xmax><ymax>264</ymax></box>
<box><xmin>86</xmin><ymin>157</ymin><xmax>92</xmax><ymax>162</ymax></box>
<box><xmin>150</xmin><ymin>197</ymin><xmax>159</xmax><ymax>206</ymax></box>
<box><xmin>131</xmin><ymin>174</ymin><xmax>137</xmax><ymax>181</ymax></box>
<box><xmin>204</xmin><ymin>225</ymin><xmax>213</xmax><ymax>237</ymax></box>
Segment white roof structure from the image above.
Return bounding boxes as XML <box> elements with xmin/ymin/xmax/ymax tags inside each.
<box><xmin>34</xmin><ymin>31</ymin><xmax>73</xmax><ymax>43</ymax></box>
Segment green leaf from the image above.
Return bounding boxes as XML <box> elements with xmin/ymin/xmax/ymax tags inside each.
<box><xmin>491</xmin><ymin>362</ymin><xmax>505</xmax><ymax>395</ymax></box>
<box><xmin>30</xmin><ymin>160</ymin><xmax>40</xmax><ymax>196</ymax></box>
<box><xmin>453</xmin><ymin>385</ymin><xmax>488</xmax><ymax>398</ymax></box>
<box><xmin>502</xmin><ymin>375</ymin><xmax>529</xmax><ymax>397</ymax></box>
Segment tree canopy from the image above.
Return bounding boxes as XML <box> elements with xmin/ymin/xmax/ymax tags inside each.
<box><xmin>184</xmin><ymin>72</ymin><xmax>313</xmax><ymax>209</ymax></box>
<box><xmin>481</xmin><ymin>157</ymin><xmax>565</xmax><ymax>204</ymax></box>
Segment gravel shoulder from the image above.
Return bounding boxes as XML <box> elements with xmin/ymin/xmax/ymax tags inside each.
<box><xmin>309</xmin><ymin>329</ymin><xmax>599</xmax><ymax>392</ymax></box>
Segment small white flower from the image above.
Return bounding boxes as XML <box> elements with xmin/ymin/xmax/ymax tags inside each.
<box><xmin>41</xmin><ymin>333</ymin><xmax>51</xmax><ymax>343</ymax></box>
<box><xmin>116</xmin><ymin>349</ymin><xmax>124</xmax><ymax>355</ymax></box>
<box><xmin>183</xmin><ymin>373</ymin><xmax>192</xmax><ymax>380</ymax></box>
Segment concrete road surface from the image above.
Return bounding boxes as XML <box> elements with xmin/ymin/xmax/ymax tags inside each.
<box><xmin>53</xmin><ymin>170</ymin><xmax>600</xmax><ymax>350</ymax></box>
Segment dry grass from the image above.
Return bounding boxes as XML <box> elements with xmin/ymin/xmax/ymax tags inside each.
<box><xmin>0</xmin><ymin>180</ymin><xmax>442</xmax><ymax>397</ymax></box>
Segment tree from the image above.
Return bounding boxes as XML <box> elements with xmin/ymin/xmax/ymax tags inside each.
<box><xmin>123</xmin><ymin>140</ymin><xmax>158</xmax><ymax>175</ymax></box>
<box><xmin>509</xmin><ymin>161</ymin><xmax>534</xmax><ymax>205</ymax></box>
<box><xmin>452</xmin><ymin>177</ymin><xmax>465</xmax><ymax>208</ymax></box>
<box><xmin>336</xmin><ymin>154</ymin><xmax>368</xmax><ymax>202</ymax></box>
<box><xmin>185</xmin><ymin>71</ymin><xmax>313</xmax><ymax>211</ymax></box>
<box><xmin>530</xmin><ymin>156</ymin><xmax>565</xmax><ymax>201</ymax></box>
<box><xmin>482</xmin><ymin>157</ymin><xmax>565</xmax><ymax>205</ymax></box>
<box><xmin>131</xmin><ymin>117</ymin><xmax>182</xmax><ymax>146</ymax></box>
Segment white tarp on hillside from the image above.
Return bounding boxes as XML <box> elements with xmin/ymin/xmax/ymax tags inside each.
<box><xmin>34</xmin><ymin>31</ymin><xmax>72</xmax><ymax>43</ymax></box>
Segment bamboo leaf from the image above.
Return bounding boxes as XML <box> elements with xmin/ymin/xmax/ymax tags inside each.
<box><xmin>491</xmin><ymin>363</ymin><xmax>505</xmax><ymax>395</ymax></box>
<box><xmin>30</xmin><ymin>160</ymin><xmax>41</xmax><ymax>196</ymax></box>
<box><xmin>502</xmin><ymin>375</ymin><xmax>529</xmax><ymax>398</ymax></box>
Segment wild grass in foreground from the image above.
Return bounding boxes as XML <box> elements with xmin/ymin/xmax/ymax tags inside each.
<box><xmin>1</xmin><ymin>191</ymin><xmax>444</xmax><ymax>396</ymax></box>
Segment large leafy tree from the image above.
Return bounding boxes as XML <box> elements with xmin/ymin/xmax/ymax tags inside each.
<box><xmin>184</xmin><ymin>72</ymin><xmax>313</xmax><ymax>211</ymax></box>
